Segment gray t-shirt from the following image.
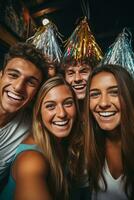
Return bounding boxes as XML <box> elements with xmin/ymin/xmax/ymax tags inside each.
<box><xmin>0</xmin><ymin>109</ymin><xmax>31</xmax><ymax>181</ymax></box>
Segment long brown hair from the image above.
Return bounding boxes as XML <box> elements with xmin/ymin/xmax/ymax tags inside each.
<box><xmin>84</xmin><ymin>64</ymin><xmax>134</xmax><ymax>199</ymax></box>
<box><xmin>32</xmin><ymin>75</ymin><xmax>84</xmax><ymax>199</ymax></box>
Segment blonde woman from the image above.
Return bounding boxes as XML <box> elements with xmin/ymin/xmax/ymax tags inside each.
<box><xmin>1</xmin><ymin>76</ymin><xmax>84</xmax><ymax>200</ymax></box>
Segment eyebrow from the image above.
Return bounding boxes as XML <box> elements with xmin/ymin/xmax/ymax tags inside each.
<box><xmin>6</xmin><ymin>68</ymin><xmax>41</xmax><ymax>83</ymax></box>
<box><xmin>80</xmin><ymin>67</ymin><xmax>90</xmax><ymax>70</ymax></box>
<box><xmin>43</xmin><ymin>97</ymin><xmax>74</xmax><ymax>104</ymax></box>
<box><xmin>66</xmin><ymin>66</ymin><xmax>90</xmax><ymax>72</ymax></box>
<box><xmin>66</xmin><ymin>68</ymin><xmax>74</xmax><ymax>71</ymax></box>
<box><xmin>90</xmin><ymin>85</ymin><xmax>118</xmax><ymax>92</ymax></box>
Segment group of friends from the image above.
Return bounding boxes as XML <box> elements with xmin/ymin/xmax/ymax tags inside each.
<box><xmin>0</xmin><ymin>39</ymin><xmax>134</xmax><ymax>200</ymax></box>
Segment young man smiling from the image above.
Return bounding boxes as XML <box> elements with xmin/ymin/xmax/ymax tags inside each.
<box><xmin>65</xmin><ymin>61</ymin><xmax>91</xmax><ymax>101</ymax></box>
<box><xmin>0</xmin><ymin>42</ymin><xmax>49</xmax><ymax>187</ymax></box>
<box><xmin>62</xmin><ymin>18</ymin><xmax>103</xmax><ymax>112</ymax></box>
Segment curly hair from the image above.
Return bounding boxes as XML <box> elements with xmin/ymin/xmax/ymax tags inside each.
<box><xmin>3</xmin><ymin>42</ymin><xmax>49</xmax><ymax>82</ymax></box>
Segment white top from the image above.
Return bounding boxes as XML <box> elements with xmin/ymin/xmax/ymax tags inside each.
<box><xmin>92</xmin><ymin>161</ymin><xmax>128</xmax><ymax>200</ymax></box>
<box><xmin>0</xmin><ymin>109</ymin><xmax>31</xmax><ymax>181</ymax></box>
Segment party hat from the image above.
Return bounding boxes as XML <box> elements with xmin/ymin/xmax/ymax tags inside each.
<box><xmin>27</xmin><ymin>18</ymin><xmax>62</xmax><ymax>63</ymax></box>
<box><xmin>62</xmin><ymin>17</ymin><xmax>103</xmax><ymax>67</ymax></box>
<box><xmin>101</xmin><ymin>28</ymin><xmax>134</xmax><ymax>77</ymax></box>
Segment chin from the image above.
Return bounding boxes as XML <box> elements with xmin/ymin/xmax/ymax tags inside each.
<box><xmin>77</xmin><ymin>94</ymin><xmax>85</xmax><ymax>100</ymax></box>
<box><xmin>99</xmin><ymin>126</ymin><xmax>117</xmax><ymax>132</ymax></box>
<box><xmin>56</xmin><ymin>131</ymin><xmax>71</xmax><ymax>138</ymax></box>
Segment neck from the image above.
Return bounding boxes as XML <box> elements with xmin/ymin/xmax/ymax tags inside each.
<box><xmin>0</xmin><ymin>108</ymin><xmax>16</xmax><ymax>128</ymax></box>
<box><xmin>105</xmin><ymin>128</ymin><xmax>121</xmax><ymax>145</ymax></box>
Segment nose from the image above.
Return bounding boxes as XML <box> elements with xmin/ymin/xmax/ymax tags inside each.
<box><xmin>57</xmin><ymin>104</ymin><xmax>67</xmax><ymax>118</ymax></box>
<box><xmin>99</xmin><ymin>94</ymin><xmax>111</xmax><ymax>109</ymax></box>
<box><xmin>74</xmin><ymin>72</ymin><xmax>82</xmax><ymax>83</ymax></box>
<box><xmin>12</xmin><ymin>78</ymin><xmax>25</xmax><ymax>93</ymax></box>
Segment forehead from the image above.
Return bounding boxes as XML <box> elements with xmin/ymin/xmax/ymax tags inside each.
<box><xmin>90</xmin><ymin>71</ymin><xmax>117</xmax><ymax>89</ymax></box>
<box><xmin>43</xmin><ymin>85</ymin><xmax>73</xmax><ymax>101</ymax></box>
<box><xmin>4</xmin><ymin>57</ymin><xmax>42</xmax><ymax>76</ymax></box>
<box><xmin>66</xmin><ymin>63</ymin><xmax>91</xmax><ymax>71</ymax></box>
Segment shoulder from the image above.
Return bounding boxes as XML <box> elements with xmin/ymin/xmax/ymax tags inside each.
<box><xmin>12</xmin><ymin>150</ymin><xmax>49</xmax><ymax>180</ymax></box>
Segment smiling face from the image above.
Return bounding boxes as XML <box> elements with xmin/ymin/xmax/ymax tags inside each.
<box><xmin>65</xmin><ymin>63</ymin><xmax>91</xmax><ymax>100</ymax></box>
<box><xmin>41</xmin><ymin>85</ymin><xmax>76</xmax><ymax>138</ymax></box>
<box><xmin>0</xmin><ymin>57</ymin><xmax>42</xmax><ymax>115</ymax></box>
<box><xmin>89</xmin><ymin>71</ymin><xmax>121</xmax><ymax>132</ymax></box>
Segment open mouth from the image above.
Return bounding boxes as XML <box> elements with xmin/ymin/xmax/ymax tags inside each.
<box><xmin>73</xmin><ymin>84</ymin><xmax>86</xmax><ymax>90</ymax></box>
<box><xmin>53</xmin><ymin>120</ymin><xmax>69</xmax><ymax>126</ymax></box>
<box><xmin>98</xmin><ymin>111</ymin><xmax>117</xmax><ymax>117</ymax></box>
<box><xmin>7</xmin><ymin>91</ymin><xmax>24</xmax><ymax>101</ymax></box>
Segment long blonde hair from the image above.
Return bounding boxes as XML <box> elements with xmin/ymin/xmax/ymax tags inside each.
<box><xmin>32</xmin><ymin>75</ymin><xmax>83</xmax><ymax>199</ymax></box>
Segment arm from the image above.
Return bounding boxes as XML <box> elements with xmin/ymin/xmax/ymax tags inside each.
<box><xmin>12</xmin><ymin>150</ymin><xmax>52</xmax><ymax>200</ymax></box>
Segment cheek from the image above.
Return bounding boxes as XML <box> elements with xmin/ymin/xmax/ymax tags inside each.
<box><xmin>89</xmin><ymin>100</ymin><xmax>96</xmax><ymax>111</ymax></box>
<box><xmin>68</xmin><ymin>106</ymin><xmax>76</xmax><ymax>118</ymax></box>
<box><xmin>83</xmin><ymin>73</ymin><xmax>90</xmax><ymax>80</ymax></box>
<box><xmin>116</xmin><ymin>99</ymin><xmax>121</xmax><ymax>109</ymax></box>
<box><xmin>41</xmin><ymin>109</ymin><xmax>52</xmax><ymax>126</ymax></box>
<box><xmin>27</xmin><ymin>87</ymin><xmax>39</xmax><ymax>99</ymax></box>
<box><xmin>0</xmin><ymin>76</ymin><xmax>9</xmax><ymax>84</ymax></box>
<box><xmin>65</xmin><ymin>74</ymin><xmax>72</xmax><ymax>83</ymax></box>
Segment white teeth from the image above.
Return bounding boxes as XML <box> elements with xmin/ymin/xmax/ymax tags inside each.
<box><xmin>73</xmin><ymin>85</ymin><xmax>85</xmax><ymax>89</ymax></box>
<box><xmin>99</xmin><ymin>111</ymin><xmax>115</xmax><ymax>117</ymax></box>
<box><xmin>7</xmin><ymin>92</ymin><xmax>23</xmax><ymax>100</ymax></box>
<box><xmin>53</xmin><ymin>120</ymin><xmax>68</xmax><ymax>126</ymax></box>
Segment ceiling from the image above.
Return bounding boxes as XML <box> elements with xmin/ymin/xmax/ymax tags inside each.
<box><xmin>0</xmin><ymin>0</ymin><xmax>134</xmax><ymax>54</ymax></box>
<box><xmin>24</xmin><ymin>0</ymin><xmax>134</xmax><ymax>53</ymax></box>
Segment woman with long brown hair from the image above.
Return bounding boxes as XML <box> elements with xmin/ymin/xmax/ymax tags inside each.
<box><xmin>84</xmin><ymin>64</ymin><xmax>134</xmax><ymax>200</ymax></box>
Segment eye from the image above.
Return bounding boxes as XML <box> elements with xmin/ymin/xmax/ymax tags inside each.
<box><xmin>27</xmin><ymin>79</ymin><xmax>38</xmax><ymax>87</ymax></box>
<box><xmin>64</xmin><ymin>99</ymin><xmax>74</xmax><ymax>107</ymax></box>
<box><xmin>67</xmin><ymin>70</ymin><xmax>74</xmax><ymax>76</ymax></box>
<box><xmin>89</xmin><ymin>91</ymin><xmax>100</xmax><ymax>98</ymax></box>
<box><xmin>109</xmin><ymin>89</ymin><xmax>118</xmax><ymax>96</ymax></box>
<box><xmin>7</xmin><ymin>72</ymin><xmax>18</xmax><ymax>79</ymax></box>
<box><xmin>80</xmin><ymin>68</ymin><xmax>90</xmax><ymax>74</ymax></box>
<box><xmin>45</xmin><ymin>103</ymin><xmax>55</xmax><ymax>110</ymax></box>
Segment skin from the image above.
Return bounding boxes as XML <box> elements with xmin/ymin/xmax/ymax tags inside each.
<box><xmin>48</xmin><ymin>66</ymin><xmax>56</xmax><ymax>78</ymax></box>
<box><xmin>89</xmin><ymin>72</ymin><xmax>122</xmax><ymax>178</ymax></box>
<box><xmin>65</xmin><ymin>63</ymin><xmax>91</xmax><ymax>100</ymax></box>
<box><xmin>89</xmin><ymin>72</ymin><xmax>121</xmax><ymax>133</ymax></box>
<box><xmin>12</xmin><ymin>148</ymin><xmax>52</xmax><ymax>200</ymax></box>
<box><xmin>41</xmin><ymin>85</ymin><xmax>76</xmax><ymax>138</ymax></box>
<box><xmin>12</xmin><ymin>84</ymin><xmax>76</xmax><ymax>200</ymax></box>
<box><xmin>0</xmin><ymin>57</ymin><xmax>42</xmax><ymax>127</ymax></box>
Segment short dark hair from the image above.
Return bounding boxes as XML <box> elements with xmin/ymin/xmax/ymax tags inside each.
<box><xmin>60</xmin><ymin>57</ymin><xmax>97</xmax><ymax>77</ymax></box>
<box><xmin>3</xmin><ymin>42</ymin><xmax>49</xmax><ymax>82</ymax></box>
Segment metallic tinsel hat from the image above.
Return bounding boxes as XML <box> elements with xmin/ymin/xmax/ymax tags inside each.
<box><xmin>101</xmin><ymin>28</ymin><xmax>134</xmax><ymax>77</ymax></box>
<box><xmin>27</xmin><ymin>18</ymin><xmax>62</xmax><ymax>63</ymax></box>
<box><xmin>62</xmin><ymin>17</ymin><xmax>103</xmax><ymax>67</ymax></box>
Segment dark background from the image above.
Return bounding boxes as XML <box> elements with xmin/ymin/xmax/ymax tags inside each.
<box><xmin>0</xmin><ymin>0</ymin><xmax>134</xmax><ymax>65</ymax></box>
<box><xmin>28</xmin><ymin>0</ymin><xmax>134</xmax><ymax>52</ymax></box>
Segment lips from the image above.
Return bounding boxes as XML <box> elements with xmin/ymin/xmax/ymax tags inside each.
<box><xmin>97</xmin><ymin>111</ymin><xmax>117</xmax><ymax>117</ymax></box>
<box><xmin>72</xmin><ymin>84</ymin><xmax>86</xmax><ymax>90</ymax></box>
<box><xmin>53</xmin><ymin>119</ymin><xmax>69</xmax><ymax>126</ymax></box>
<box><xmin>7</xmin><ymin>91</ymin><xmax>24</xmax><ymax>101</ymax></box>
